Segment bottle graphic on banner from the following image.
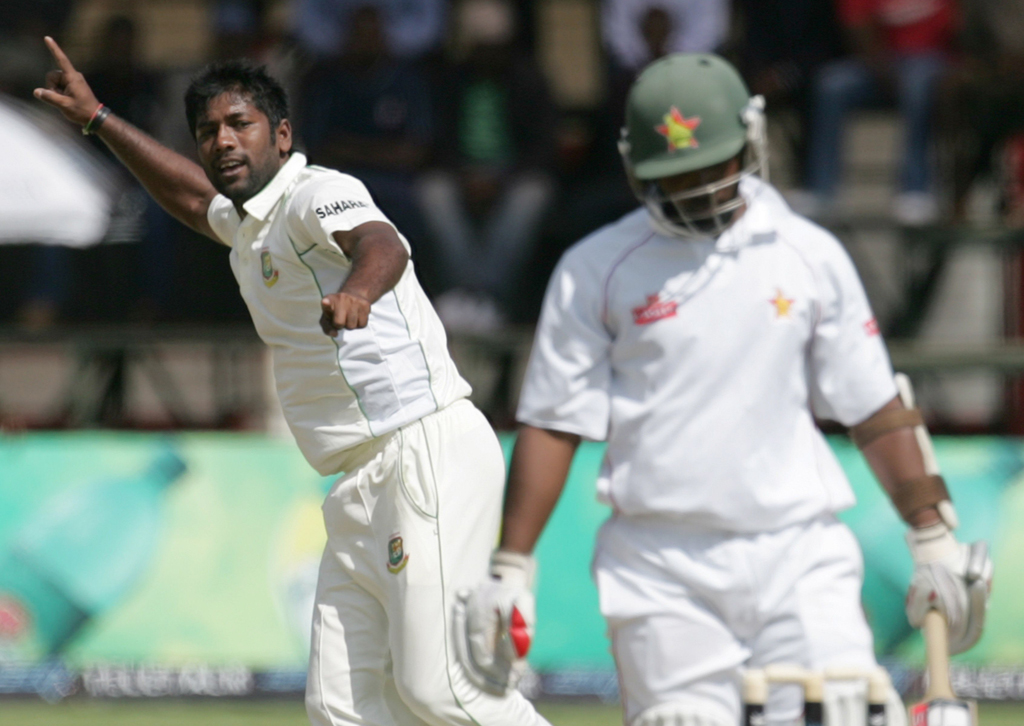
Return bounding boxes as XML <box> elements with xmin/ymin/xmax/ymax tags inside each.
<box><xmin>0</xmin><ymin>449</ymin><xmax>186</xmax><ymax>661</ymax></box>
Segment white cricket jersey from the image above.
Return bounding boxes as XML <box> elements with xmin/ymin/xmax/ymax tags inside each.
<box><xmin>517</xmin><ymin>177</ymin><xmax>897</xmax><ymax>532</ymax></box>
<box><xmin>207</xmin><ymin>153</ymin><xmax>471</xmax><ymax>475</ymax></box>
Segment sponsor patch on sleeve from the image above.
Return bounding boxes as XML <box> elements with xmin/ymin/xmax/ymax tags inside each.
<box><xmin>315</xmin><ymin>199</ymin><xmax>370</xmax><ymax>219</ymax></box>
<box><xmin>864</xmin><ymin>317</ymin><xmax>880</xmax><ymax>336</ymax></box>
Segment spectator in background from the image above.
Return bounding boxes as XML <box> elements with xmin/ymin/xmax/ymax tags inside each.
<box><xmin>602</xmin><ymin>0</ymin><xmax>728</xmax><ymax>73</ymax></box>
<box><xmin>292</xmin><ymin>0</ymin><xmax>447</xmax><ymax>60</ymax></box>
<box><xmin>298</xmin><ymin>4</ymin><xmax>433</xmax><ymax>256</ymax></box>
<box><xmin>798</xmin><ymin>0</ymin><xmax>957</xmax><ymax>225</ymax></box>
<box><xmin>939</xmin><ymin>0</ymin><xmax>1024</xmax><ymax>224</ymax></box>
<box><xmin>734</xmin><ymin>0</ymin><xmax>844</xmax><ymax>187</ymax></box>
<box><xmin>417</xmin><ymin>0</ymin><xmax>557</xmax><ymax>332</ymax></box>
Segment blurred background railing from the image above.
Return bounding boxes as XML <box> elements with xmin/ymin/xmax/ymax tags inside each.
<box><xmin>2</xmin><ymin>0</ymin><xmax>1024</xmax><ymax>435</ymax></box>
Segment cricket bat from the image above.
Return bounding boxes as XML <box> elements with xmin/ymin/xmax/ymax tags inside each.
<box><xmin>908</xmin><ymin>610</ymin><xmax>978</xmax><ymax>726</ymax></box>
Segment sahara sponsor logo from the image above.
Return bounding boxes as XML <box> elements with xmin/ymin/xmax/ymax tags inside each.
<box><xmin>315</xmin><ymin>200</ymin><xmax>369</xmax><ymax>219</ymax></box>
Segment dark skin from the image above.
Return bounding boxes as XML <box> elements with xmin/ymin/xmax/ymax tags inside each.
<box><xmin>33</xmin><ymin>36</ymin><xmax>408</xmax><ymax>336</ymax></box>
<box><xmin>499</xmin><ymin>163</ymin><xmax>937</xmax><ymax>554</ymax></box>
<box><xmin>659</xmin><ymin>155</ymin><xmax>746</xmax><ymax>222</ymax></box>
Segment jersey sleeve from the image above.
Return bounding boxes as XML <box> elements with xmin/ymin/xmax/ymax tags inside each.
<box><xmin>516</xmin><ymin>252</ymin><xmax>613</xmax><ymax>440</ymax></box>
<box><xmin>206</xmin><ymin>194</ymin><xmax>237</xmax><ymax>247</ymax></box>
<box><xmin>290</xmin><ymin>175</ymin><xmax>399</xmax><ymax>256</ymax></box>
<box><xmin>808</xmin><ymin>242</ymin><xmax>897</xmax><ymax>426</ymax></box>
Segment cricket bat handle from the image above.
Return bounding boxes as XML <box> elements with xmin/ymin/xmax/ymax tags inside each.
<box><xmin>923</xmin><ymin>609</ymin><xmax>955</xmax><ymax>700</ymax></box>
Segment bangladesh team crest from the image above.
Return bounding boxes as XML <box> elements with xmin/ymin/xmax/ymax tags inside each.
<box><xmin>387</xmin><ymin>533</ymin><xmax>409</xmax><ymax>574</ymax></box>
<box><xmin>260</xmin><ymin>248</ymin><xmax>279</xmax><ymax>287</ymax></box>
<box><xmin>656</xmin><ymin>107</ymin><xmax>701</xmax><ymax>152</ymax></box>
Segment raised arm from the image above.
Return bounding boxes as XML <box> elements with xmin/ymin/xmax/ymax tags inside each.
<box><xmin>34</xmin><ymin>37</ymin><xmax>219</xmax><ymax>241</ymax></box>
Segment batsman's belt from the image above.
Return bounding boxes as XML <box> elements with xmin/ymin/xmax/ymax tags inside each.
<box><xmin>849</xmin><ymin>408</ymin><xmax>924</xmax><ymax>448</ymax></box>
<box><xmin>891</xmin><ymin>474</ymin><xmax>951</xmax><ymax>522</ymax></box>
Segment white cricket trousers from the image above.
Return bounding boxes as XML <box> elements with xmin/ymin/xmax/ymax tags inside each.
<box><xmin>306</xmin><ymin>400</ymin><xmax>550</xmax><ymax>726</ymax></box>
<box><xmin>595</xmin><ymin>514</ymin><xmax>880</xmax><ymax>726</ymax></box>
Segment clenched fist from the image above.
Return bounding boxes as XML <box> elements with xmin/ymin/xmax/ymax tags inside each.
<box><xmin>320</xmin><ymin>291</ymin><xmax>371</xmax><ymax>336</ymax></box>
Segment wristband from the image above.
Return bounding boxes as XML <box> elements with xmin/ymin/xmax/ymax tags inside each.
<box><xmin>82</xmin><ymin>104</ymin><xmax>111</xmax><ymax>136</ymax></box>
<box><xmin>906</xmin><ymin>522</ymin><xmax>959</xmax><ymax>564</ymax></box>
<box><xmin>490</xmin><ymin>550</ymin><xmax>536</xmax><ymax>589</ymax></box>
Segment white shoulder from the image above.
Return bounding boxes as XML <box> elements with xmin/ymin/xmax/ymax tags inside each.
<box><xmin>557</xmin><ymin>207</ymin><xmax>652</xmax><ymax>281</ymax></box>
<box><xmin>774</xmin><ymin>206</ymin><xmax>858</xmax><ymax>279</ymax></box>
<box><xmin>287</xmin><ymin>166</ymin><xmax>371</xmax><ymax>211</ymax></box>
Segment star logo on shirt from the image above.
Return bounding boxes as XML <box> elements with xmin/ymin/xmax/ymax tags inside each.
<box><xmin>769</xmin><ymin>289</ymin><xmax>794</xmax><ymax>318</ymax></box>
<box><xmin>655</xmin><ymin>107</ymin><xmax>701</xmax><ymax>152</ymax></box>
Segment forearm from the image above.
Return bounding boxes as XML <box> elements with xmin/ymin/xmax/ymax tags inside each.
<box><xmin>95</xmin><ymin>114</ymin><xmax>217</xmax><ymax>237</ymax></box>
<box><xmin>339</xmin><ymin>228</ymin><xmax>409</xmax><ymax>303</ymax></box>
<box><xmin>500</xmin><ymin>425</ymin><xmax>580</xmax><ymax>554</ymax></box>
<box><xmin>855</xmin><ymin>396</ymin><xmax>943</xmax><ymax>528</ymax></box>
<box><xmin>33</xmin><ymin>36</ymin><xmax>217</xmax><ymax>239</ymax></box>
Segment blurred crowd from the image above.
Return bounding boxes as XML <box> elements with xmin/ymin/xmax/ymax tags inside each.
<box><xmin>1</xmin><ymin>0</ymin><xmax>1023</xmax><ymax>332</ymax></box>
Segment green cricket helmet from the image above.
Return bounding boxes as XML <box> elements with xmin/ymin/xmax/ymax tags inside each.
<box><xmin>618</xmin><ymin>53</ymin><xmax>769</xmax><ymax>239</ymax></box>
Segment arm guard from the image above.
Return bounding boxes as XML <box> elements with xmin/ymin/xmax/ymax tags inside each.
<box><xmin>849</xmin><ymin>373</ymin><xmax>958</xmax><ymax>528</ymax></box>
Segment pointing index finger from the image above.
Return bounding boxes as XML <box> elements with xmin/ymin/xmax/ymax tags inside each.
<box><xmin>44</xmin><ymin>36</ymin><xmax>76</xmax><ymax>75</ymax></box>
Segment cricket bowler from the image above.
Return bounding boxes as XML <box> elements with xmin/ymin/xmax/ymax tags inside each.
<box><xmin>34</xmin><ymin>37</ymin><xmax>550</xmax><ymax>726</ymax></box>
<box><xmin>456</xmin><ymin>54</ymin><xmax>993</xmax><ymax>726</ymax></box>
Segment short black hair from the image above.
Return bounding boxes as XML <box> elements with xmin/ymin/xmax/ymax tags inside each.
<box><xmin>184</xmin><ymin>60</ymin><xmax>289</xmax><ymax>138</ymax></box>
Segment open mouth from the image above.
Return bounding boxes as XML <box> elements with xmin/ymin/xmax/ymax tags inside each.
<box><xmin>217</xmin><ymin>158</ymin><xmax>247</xmax><ymax>180</ymax></box>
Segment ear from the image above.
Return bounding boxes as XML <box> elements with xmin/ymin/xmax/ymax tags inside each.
<box><xmin>276</xmin><ymin>118</ymin><xmax>293</xmax><ymax>156</ymax></box>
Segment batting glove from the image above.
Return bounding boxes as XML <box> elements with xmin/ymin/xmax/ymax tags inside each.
<box><xmin>453</xmin><ymin>550</ymin><xmax>536</xmax><ymax>696</ymax></box>
<box><xmin>905</xmin><ymin>523</ymin><xmax>992</xmax><ymax>654</ymax></box>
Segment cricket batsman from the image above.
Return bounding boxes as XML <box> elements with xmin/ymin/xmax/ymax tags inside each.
<box><xmin>34</xmin><ymin>37</ymin><xmax>550</xmax><ymax>726</ymax></box>
<box><xmin>456</xmin><ymin>54</ymin><xmax>993</xmax><ymax>725</ymax></box>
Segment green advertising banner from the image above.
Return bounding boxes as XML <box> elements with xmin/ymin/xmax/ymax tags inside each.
<box><xmin>0</xmin><ymin>432</ymin><xmax>1022</xmax><ymax>699</ymax></box>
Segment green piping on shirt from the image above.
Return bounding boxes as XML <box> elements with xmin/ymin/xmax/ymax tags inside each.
<box><xmin>287</xmin><ymin>233</ymin><xmax>373</xmax><ymax>426</ymax></box>
<box><xmin>391</xmin><ymin>288</ymin><xmax>440</xmax><ymax>412</ymax></box>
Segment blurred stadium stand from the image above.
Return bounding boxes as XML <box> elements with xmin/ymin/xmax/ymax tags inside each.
<box><xmin>2</xmin><ymin>0</ymin><xmax>1024</xmax><ymax>433</ymax></box>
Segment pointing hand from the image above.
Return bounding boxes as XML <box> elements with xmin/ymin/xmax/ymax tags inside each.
<box><xmin>320</xmin><ymin>292</ymin><xmax>371</xmax><ymax>337</ymax></box>
<box><xmin>33</xmin><ymin>36</ymin><xmax>102</xmax><ymax>128</ymax></box>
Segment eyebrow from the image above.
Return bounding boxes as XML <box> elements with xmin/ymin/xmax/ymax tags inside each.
<box><xmin>196</xmin><ymin>110</ymin><xmax>254</xmax><ymax>130</ymax></box>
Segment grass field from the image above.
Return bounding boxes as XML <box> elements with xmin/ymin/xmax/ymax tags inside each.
<box><xmin>3</xmin><ymin>700</ymin><xmax>1024</xmax><ymax>725</ymax></box>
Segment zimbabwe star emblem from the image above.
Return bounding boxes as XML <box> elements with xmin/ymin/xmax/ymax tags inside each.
<box><xmin>387</xmin><ymin>534</ymin><xmax>409</xmax><ymax>574</ymax></box>
<box><xmin>769</xmin><ymin>288</ymin><xmax>795</xmax><ymax>319</ymax></box>
<box><xmin>655</xmin><ymin>107</ymin><xmax>701</xmax><ymax>151</ymax></box>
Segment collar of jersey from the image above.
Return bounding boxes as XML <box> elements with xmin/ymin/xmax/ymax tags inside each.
<box><xmin>715</xmin><ymin>177</ymin><xmax>779</xmax><ymax>252</ymax></box>
<box><xmin>242</xmin><ymin>152</ymin><xmax>308</xmax><ymax>222</ymax></box>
